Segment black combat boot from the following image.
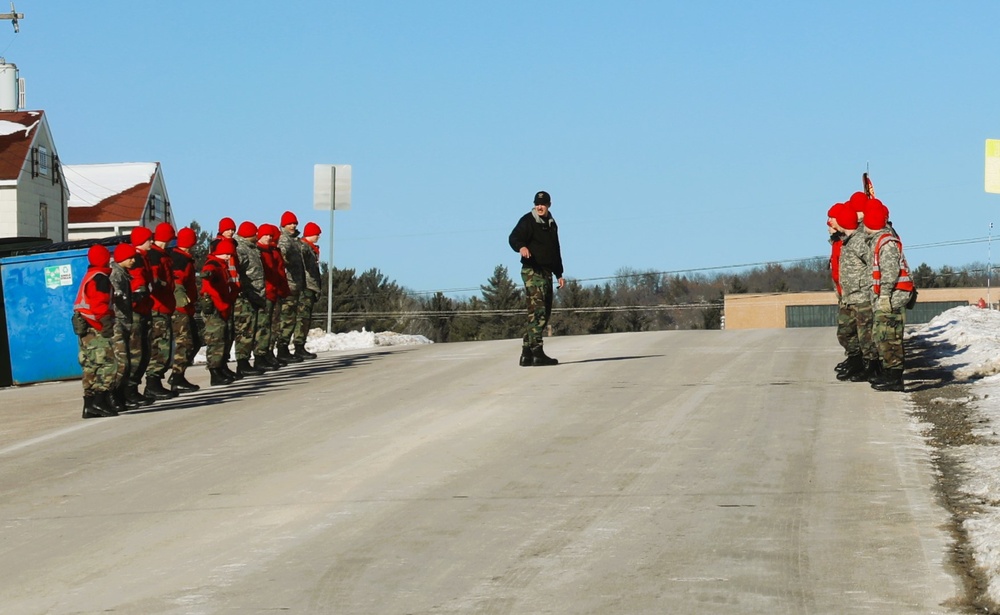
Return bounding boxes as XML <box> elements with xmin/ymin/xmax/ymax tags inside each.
<box><xmin>125</xmin><ymin>383</ymin><xmax>152</xmax><ymax>407</ymax></box>
<box><xmin>293</xmin><ymin>344</ymin><xmax>316</xmax><ymax>360</ymax></box>
<box><xmin>82</xmin><ymin>395</ymin><xmax>97</xmax><ymax>419</ymax></box>
<box><xmin>277</xmin><ymin>344</ymin><xmax>303</xmax><ymax>363</ymax></box>
<box><xmin>519</xmin><ymin>346</ymin><xmax>533</xmax><ymax>367</ymax></box>
<box><xmin>866</xmin><ymin>360</ymin><xmax>885</xmax><ymax>384</ymax></box>
<box><xmin>236</xmin><ymin>358</ymin><xmax>265</xmax><ymax>377</ymax></box>
<box><xmin>209</xmin><ymin>367</ymin><xmax>234</xmax><ymax>386</ymax></box>
<box><xmin>91</xmin><ymin>391</ymin><xmax>119</xmax><ymax>417</ymax></box>
<box><xmin>835</xmin><ymin>354</ymin><xmax>863</xmax><ymax>381</ymax></box>
<box><xmin>872</xmin><ymin>368</ymin><xmax>904</xmax><ymax>392</ymax></box>
<box><xmin>254</xmin><ymin>353</ymin><xmax>280</xmax><ymax>371</ymax></box>
<box><xmin>835</xmin><ymin>356</ymin><xmax>853</xmax><ymax>373</ymax></box>
<box><xmin>271</xmin><ymin>347</ymin><xmax>289</xmax><ymax>367</ymax></box>
<box><xmin>144</xmin><ymin>375</ymin><xmax>174</xmax><ymax>400</ymax></box>
<box><xmin>109</xmin><ymin>387</ymin><xmax>127</xmax><ymax>413</ymax></box>
<box><xmin>849</xmin><ymin>359</ymin><xmax>877</xmax><ymax>382</ymax></box>
<box><xmin>168</xmin><ymin>370</ymin><xmax>200</xmax><ymax>393</ymax></box>
<box><xmin>221</xmin><ymin>362</ymin><xmax>244</xmax><ymax>380</ymax></box>
<box><xmin>531</xmin><ymin>345</ymin><xmax>558</xmax><ymax>367</ymax></box>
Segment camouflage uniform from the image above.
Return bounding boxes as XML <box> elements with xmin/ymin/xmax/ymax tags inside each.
<box><xmin>109</xmin><ymin>260</ymin><xmax>133</xmax><ymax>394</ymax></box>
<box><xmin>77</xmin><ymin>327</ymin><xmax>117</xmax><ymax>394</ymax></box>
<box><xmin>234</xmin><ymin>235</ymin><xmax>267</xmax><ymax>361</ymax></box>
<box><xmin>837</xmin><ymin>229</ymin><xmax>876</xmax><ymax>363</ymax></box>
<box><xmin>870</xmin><ymin>231</ymin><xmax>912</xmax><ymax>370</ymax></box>
<box><xmin>145</xmin><ymin>244</ymin><xmax>175</xmax><ymax>379</ymax></box>
<box><xmin>170</xmin><ymin>247</ymin><xmax>199</xmax><ymax>374</ymax></box>
<box><xmin>298</xmin><ymin>238</ymin><xmax>322</xmax><ymax>344</ymax></box>
<box><xmin>277</xmin><ymin>227</ymin><xmax>306</xmax><ymax>348</ymax></box>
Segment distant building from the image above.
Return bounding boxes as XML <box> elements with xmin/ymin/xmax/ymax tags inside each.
<box><xmin>65</xmin><ymin>162</ymin><xmax>174</xmax><ymax>241</ymax></box>
<box><xmin>0</xmin><ymin>110</ymin><xmax>69</xmax><ymax>242</ymax></box>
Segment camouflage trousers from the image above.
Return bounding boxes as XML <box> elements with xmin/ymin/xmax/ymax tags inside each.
<box><xmin>838</xmin><ymin>302</ymin><xmax>876</xmax><ymax>361</ymax></box>
<box><xmin>233</xmin><ymin>296</ymin><xmax>261</xmax><ymax>360</ymax></box>
<box><xmin>873</xmin><ymin>309</ymin><xmax>906</xmax><ymax>370</ymax></box>
<box><xmin>256</xmin><ymin>299</ymin><xmax>276</xmax><ymax>356</ymax></box>
<box><xmin>277</xmin><ymin>291</ymin><xmax>301</xmax><ymax>345</ymax></box>
<box><xmin>521</xmin><ymin>267</ymin><xmax>553</xmax><ymax>348</ymax></box>
<box><xmin>202</xmin><ymin>312</ymin><xmax>230</xmax><ymax>369</ymax></box>
<box><xmin>296</xmin><ymin>289</ymin><xmax>318</xmax><ymax>344</ymax></box>
<box><xmin>146</xmin><ymin>312</ymin><xmax>174</xmax><ymax>378</ymax></box>
<box><xmin>171</xmin><ymin>312</ymin><xmax>198</xmax><ymax>373</ymax></box>
<box><xmin>78</xmin><ymin>327</ymin><xmax>117</xmax><ymax>394</ymax></box>
<box><xmin>128</xmin><ymin>313</ymin><xmax>151</xmax><ymax>386</ymax></box>
<box><xmin>111</xmin><ymin>321</ymin><xmax>131</xmax><ymax>390</ymax></box>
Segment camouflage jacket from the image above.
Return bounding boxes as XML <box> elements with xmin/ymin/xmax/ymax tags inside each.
<box><xmin>868</xmin><ymin>229</ymin><xmax>913</xmax><ymax>310</ymax></box>
<box><xmin>109</xmin><ymin>261</ymin><xmax>133</xmax><ymax>328</ymax></box>
<box><xmin>301</xmin><ymin>239</ymin><xmax>321</xmax><ymax>293</ymax></box>
<box><xmin>838</xmin><ymin>230</ymin><xmax>871</xmax><ymax>305</ymax></box>
<box><xmin>278</xmin><ymin>228</ymin><xmax>306</xmax><ymax>292</ymax></box>
<box><xmin>236</xmin><ymin>235</ymin><xmax>266</xmax><ymax>305</ymax></box>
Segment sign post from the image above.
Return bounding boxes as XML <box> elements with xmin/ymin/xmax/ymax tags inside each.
<box><xmin>313</xmin><ymin>164</ymin><xmax>352</xmax><ymax>332</ymax></box>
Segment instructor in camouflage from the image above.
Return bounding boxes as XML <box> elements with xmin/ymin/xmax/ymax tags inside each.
<box><xmin>508</xmin><ymin>190</ymin><xmax>565</xmax><ymax>367</ymax></box>
<box><xmin>833</xmin><ymin>200</ymin><xmax>877</xmax><ymax>382</ymax></box>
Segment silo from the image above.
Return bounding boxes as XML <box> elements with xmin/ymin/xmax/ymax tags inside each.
<box><xmin>0</xmin><ymin>59</ymin><xmax>22</xmax><ymax>111</ymax></box>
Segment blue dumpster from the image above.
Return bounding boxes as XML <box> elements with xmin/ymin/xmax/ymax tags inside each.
<box><xmin>0</xmin><ymin>248</ymin><xmax>89</xmax><ymax>385</ymax></box>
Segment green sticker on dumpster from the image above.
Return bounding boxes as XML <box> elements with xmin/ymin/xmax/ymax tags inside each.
<box><xmin>44</xmin><ymin>264</ymin><xmax>73</xmax><ymax>290</ymax></box>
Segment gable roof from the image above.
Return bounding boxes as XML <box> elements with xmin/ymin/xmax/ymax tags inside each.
<box><xmin>65</xmin><ymin>162</ymin><xmax>159</xmax><ymax>224</ymax></box>
<box><xmin>0</xmin><ymin>110</ymin><xmax>44</xmax><ymax>181</ymax></box>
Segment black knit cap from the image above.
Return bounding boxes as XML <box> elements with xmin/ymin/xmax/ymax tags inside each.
<box><xmin>533</xmin><ymin>190</ymin><xmax>551</xmax><ymax>205</ymax></box>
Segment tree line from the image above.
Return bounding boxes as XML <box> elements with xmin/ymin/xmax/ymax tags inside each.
<box><xmin>185</xmin><ymin>221</ymin><xmax>991</xmax><ymax>343</ymax></box>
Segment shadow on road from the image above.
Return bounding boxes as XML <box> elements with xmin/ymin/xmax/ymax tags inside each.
<box><xmin>558</xmin><ymin>354</ymin><xmax>664</xmax><ymax>365</ymax></box>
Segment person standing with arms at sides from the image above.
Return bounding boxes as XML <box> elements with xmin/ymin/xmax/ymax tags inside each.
<box><xmin>73</xmin><ymin>244</ymin><xmax>118</xmax><ymax>418</ymax></box>
<box><xmin>211</xmin><ymin>217</ymin><xmax>242</xmax><ymax>381</ymax></box>
<box><xmin>201</xmin><ymin>238</ymin><xmax>240</xmax><ymax>386</ymax></box>
<box><xmin>109</xmin><ymin>243</ymin><xmax>136</xmax><ymax>412</ymax></box>
<box><xmin>168</xmin><ymin>227</ymin><xmax>201</xmax><ymax>393</ymax></box>
<box><xmin>864</xmin><ymin>200</ymin><xmax>914</xmax><ymax>392</ymax></box>
<box><xmin>295</xmin><ymin>221</ymin><xmax>322</xmax><ymax>360</ymax></box>
<box><xmin>508</xmin><ymin>190</ymin><xmax>565</xmax><ymax>367</ymax></box>
<box><xmin>127</xmin><ymin>226</ymin><xmax>155</xmax><ymax>407</ymax></box>
<box><xmin>234</xmin><ymin>221</ymin><xmax>268</xmax><ymax>376</ymax></box>
<box><xmin>833</xmin><ymin>203</ymin><xmax>877</xmax><ymax>382</ymax></box>
<box><xmin>254</xmin><ymin>224</ymin><xmax>281</xmax><ymax>371</ymax></box>
<box><xmin>277</xmin><ymin>211</ymin><xmax>306</xmax><ymax>363</ymax></box>
<box><xmin>143</xmin><ymin>223</ymin><xmax>177</xmax><ymax>400</ymax></box>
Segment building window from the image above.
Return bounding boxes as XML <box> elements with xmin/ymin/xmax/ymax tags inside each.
<box><xmin>38</xmin><ymin>202</ymin><xmax>47</xmax><ymax>238</ymax></box>
<box><xmin>38</xmin><ymin>146</ymin><xmax>49</xmax><ymax>176</ymax></box>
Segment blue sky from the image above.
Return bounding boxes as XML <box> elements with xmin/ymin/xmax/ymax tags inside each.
<box><xmin>9</xmin><ymin>2</ymin><xmax>1000</xmax><ymax>294</ymax></box>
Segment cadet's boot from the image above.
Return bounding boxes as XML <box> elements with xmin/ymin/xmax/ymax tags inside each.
<box><xmin>91</xmin><ymin>391</ymin><xmax>119</xmax><ymax>417</ymax></box>
<box><xmin>519</xmin><ymin>346</ymin><xmax>533</xmax><ymax>367</ymax></box>
<box><xmin>293</xmin><ymin>344</ymin><xmax>316</xmax><ymax>360</ymax></box>
<box><xmin>849</xmin><ymin>359</ymin><xmax>877</xmax><ymax>382</ymax></box>
<box><xmin>221</xmin><ymin>362</ymin><xmax>244</xmax><ymax>380</ymax></box>
<box><xmin>209</xmin><ymin>367</ymin><xmax>234</xmax><ymax>386</ymax></box>
<box><xmin>872</xmin><ymin>368</ymin><xmax>904</xmax><ymax>392</ymax></box>
<box><xmin>271</xmin><ymin>347</ymin><xmax>290</xmax><ymax>367</ymax></box>
<box><xmin>835</xmin><ymin>357</ymin><xmax>853</xmax><ymax>373</ymax></box>
<box><xmin>236</xmin><ymin>358</ymin><xmax>265</xmax><ymax>377</ymax></box>
<box><xmin>109</xmin><ymin>387</ymin><xmax>127</xmax><ymax>413</ymax></box>
<box><xmin>531</xmin><ymin>345</ymin><xmax>559</xmax><ymax>367</ymax></box>
<box><xmin>254</xmin><ymin>353</ymin><xmax>280</xmax><ymax>371</ymax></box>
<box><xmin>82</xmin><ymin>394</ymin><xmax>97</xmax><ymax>419</ymax></box>
<box><xmin>835</xmin><ymin>354</ymin><xmax>863</xmax><ymax>381</ymax></box>
<box><xmin>125</xmin><ymin>383</ymin><xmax>152</xmax><ymax>407</ymax></box>
<box><xmin>144</xmin><ymin>375</ymin><xmax>174</xmax><ymax>401</ymax></box>
<box><xmin>168</xmin><ymin>370</ymin><xmax>200</xmax><ymax>393</ymax></box>
<box><xmin>277</xmin><ymin>344</ymin><xmax>303</xmax><ymax>363</ymax></box>
<box><xmin>866</xmin><ymin>360</ymin><xmax>885</xmax><ymax>384</ymax></box>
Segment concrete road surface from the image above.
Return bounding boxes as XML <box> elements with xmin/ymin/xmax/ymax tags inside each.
<box><xmin>0</xmin><ymin>329</ymin><xmax>959</xmax><ymax>614</ymax></box>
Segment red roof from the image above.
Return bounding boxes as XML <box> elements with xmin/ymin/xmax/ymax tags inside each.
<box><xmin>0</xmin><ymin>110</ymin><xmax>43</xmax><ymax>181</ymax></box>
<box><xmin>67</xmin><ymin>181</ymin><xmax>151</xmax><ymax>224</ymax></box>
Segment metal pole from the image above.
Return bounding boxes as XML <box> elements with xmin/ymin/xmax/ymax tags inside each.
<box><xmin>989</xmin><ymin>222</ymin><xmax>993</xmax><ymax>309</ymax></box>
<box><xmin>326</xmin><ymin>166</ymin><xmax>336</xmax><ymax>332</ymax></box>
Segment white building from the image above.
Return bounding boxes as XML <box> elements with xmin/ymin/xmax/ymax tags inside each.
<box><xmin>0</xmin><ymin>110</ymin><xmax>69</xmax><ymax>242</ymax></box>
<box><xmin>65</xmin><ymin>162</ymin><xmax>174</xmax><ymax>241</ymax></box>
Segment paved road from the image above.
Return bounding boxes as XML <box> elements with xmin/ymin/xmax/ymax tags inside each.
<box><xmin>0</xmin><ymin>329</ymin><xmax>959</xmax><ymax>614</ymax></box>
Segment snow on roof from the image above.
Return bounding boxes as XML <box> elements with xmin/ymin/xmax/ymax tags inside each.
<box><xmin>64</xmin><ymin>162</ymin><xmax>158</xmax><ymax>208</ymax></box>
<box><xmin>0</xmin><ymin>117</ymin><xmax>38</xmax><ymax>137</ymax></box>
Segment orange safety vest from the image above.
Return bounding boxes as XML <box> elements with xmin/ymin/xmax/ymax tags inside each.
<box><xmin>73</xmin><ymin>269</ymin><xmax>112</xmax><ymax>329</ymax></box>
<box><xmin>872</xmin><ymin>233</ymin><xmax>914</xmax><ymax>295</ymax></box>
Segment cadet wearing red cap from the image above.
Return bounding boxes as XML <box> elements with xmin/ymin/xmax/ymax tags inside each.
<box><xmin>169</xmin><ymin>227</ymin><xmax>201</xmax><ymax>393</ymax></box>
<box><xmin>211</xmin><ymin>218</ymin><xmax>242</xmax><ymax>381</ymax></box>
<box><xmin>864</xmin><ymin>199</ymin><xmax>914</xmax><ymax>392</ymax></box>
<box><xmin>126</xmin><ymin>227</ymin><xmax>155</xmax><ymax>405</ymax></box>
<box><xmin>833</xmin><ymin>199</ymin><xmax>878</xmax><ymax>382</ymax></box>
<box><xmin>74</xmin><ymin>244</ymin><xmax>118</xmax><ymax>418</ymax></box>
<box><xmin>143</xmin><ymin>222</ymin><xmax>178</xmax><ymax>400</ymax></box>
<box><xmin>295</xmin><ymin>222</ymin><xmax>322</xmax><ymax>360</ymax></box>
<box><xmin>276</xmin><ymin>211</ymin><xmax>308</xmax><ymax>362</ymax></box>
<box><xmin>108</xmin><ymin>243</ymin><xmax>138</xmax><ymax>411</ymax></box>
<box><xmin>256</xmin><ymin>224</ymin><xmax>288</xmax><ymax>368</ymax></box>
<box><xmin>233</xmin><ymin>221</ymin><xmax>268</xmax><ymax>376</ymax></box>
<box><xmin>201</xmin><ymin>238</ymin><xmax>240</xmax><ymax>386</ymax></box>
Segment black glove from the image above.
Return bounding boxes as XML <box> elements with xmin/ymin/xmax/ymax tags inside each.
<box><xmin>249</xmin><ymin>292</ymin><xmax>266</xmax><ymax>310</ymax></box>
<box><xmin>99</xmin><ymin>316</ymin><xmax>114</xmax><ymax>338</ymax></box>
<box><xmin>71</xmin><ymin>312</ymin><xmax>89</xmax><ymax>336</ymax></box>
<box><xmin>200</xmin><ymin>295</ymin><xmax>216</xmax><ymax>316</ymax></box>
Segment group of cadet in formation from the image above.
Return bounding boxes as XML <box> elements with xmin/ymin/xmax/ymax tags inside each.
<box><xmin>72</xmin><ymin>211</ymin><xmax>323</xmax><ymax>419</ymax></box>
<box><xmin>828</xmin><ymin>191</ymin><xmax>916</xmax><ymax>392</ymax></box>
